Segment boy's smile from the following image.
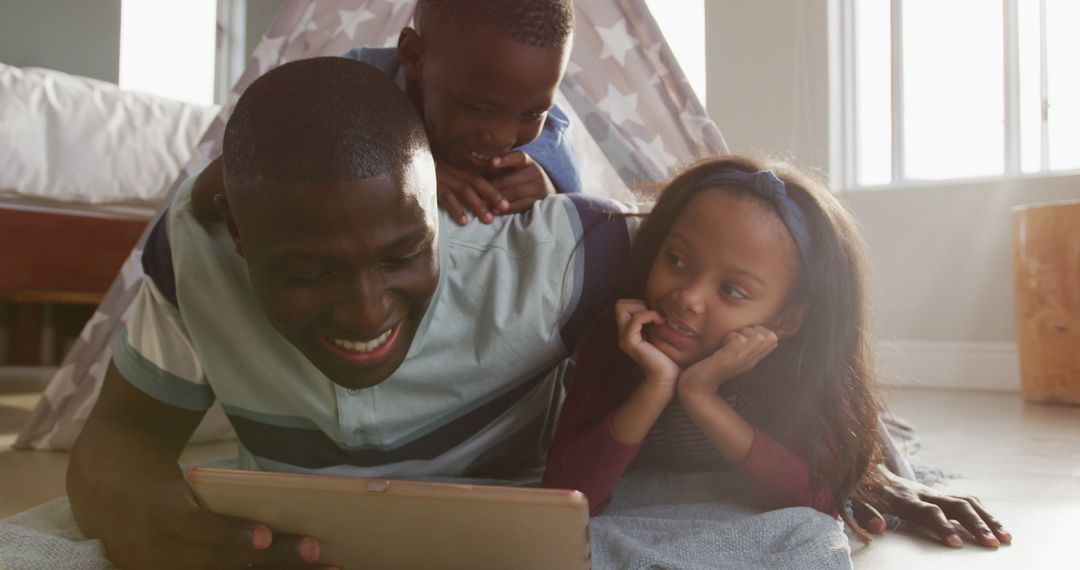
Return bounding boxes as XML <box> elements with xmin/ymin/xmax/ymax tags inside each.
<box><xmin>222</xmin><ymin>155</ymin><xmax>440</xmax><ymax>390</ymax></box>
<box><xmin>399</xmin><ymin>24</ymin><xmax>569</xmax><ymax>177</ymax></box>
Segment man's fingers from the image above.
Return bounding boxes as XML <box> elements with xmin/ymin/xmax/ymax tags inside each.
<box><xmin>850</xmin><ymin>500</ymin><xmax>887</xmax><ymax>534</ymax></box>
<box><xmin>907</xmin><ymin>503</ymin><xmax>964</xmax><ymax>548</ymax></box>
<box><xmin>940</xmin><ymin>499</ymin><xmax>1001</xmax><ymax>548</ymax></box>
<box><xmin>261</xmin><ymin>534</ymin><xmax>324</xmax><ymax>565</ymax></box>
<box><xmin>172</xmin><ymin>498</ymin><xmax>269</xmax><ymax>550</ymax></box>
<box><xmin>967</xmin><ymin>498</ymin><xmax>1011</xmax><ymax>543</ymax></box>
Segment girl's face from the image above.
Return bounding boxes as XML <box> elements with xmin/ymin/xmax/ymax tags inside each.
<box><xmin>644</xmin><ymin>188</ymin><xmax>804</xmax><ymax>368</ymax></box>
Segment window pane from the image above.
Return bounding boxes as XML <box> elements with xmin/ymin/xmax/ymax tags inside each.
<box><xmin>1018</xmin><ymin>0</ymin><xmax>1043</xmax><ymax>173</ymax></box>
<box><xmin>119</xmin><ymin>0</ymin><xmax>216</xmax><ymax>105</ymax></box>
<box><xmin>1046</xmin><ymin>0</ymin><xmax>1080</xmax><ymax>170</ymax></box>
<box><xmin>903</xmin><ymin>0</ymin><xmax>1003</xmax><ymax>180</ymax></box>
<box><xmin>854</xmin><ymin>0</ymin><xmax>892</xmax><ymax>186</ymax></box>
<box><xmin>646</xmin><ymin>0</ymin><xmax>706</xmax><ymax>104</ymax></box>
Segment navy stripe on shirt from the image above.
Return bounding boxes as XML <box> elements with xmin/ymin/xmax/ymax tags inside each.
<box><xmin>227</xmin><ymin>370</ymin><xmax>553</xmax><ymax>470</ymax></box>
<box><xmin>141</xmin><ymin>213</ymin><xmax>178</xmax><ymax>307</ymax></box>
<box><xmin>559</xmin><ymin>194</ymin><xmax>631</xmax><ymax>351</ymax></box>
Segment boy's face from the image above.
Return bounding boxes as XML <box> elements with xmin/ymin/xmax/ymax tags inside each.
<box><xmin>223</xmin><ymin>155</ymin><xmax>440</xmax><ymax>390</ymax></box>
<box><xmin>399</xmin><ymin>26</ymin><xmax>569</xmax><ymax>176</ymax></box>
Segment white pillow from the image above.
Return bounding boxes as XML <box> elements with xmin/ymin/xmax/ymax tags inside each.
<box><xmin>0</xmin><ymin>62</ymin><xmax>219</xmax><ymax>206</ymax></box>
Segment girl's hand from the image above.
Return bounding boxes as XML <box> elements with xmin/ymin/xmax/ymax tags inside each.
<box><xmin>614</xmin><ymin>299</ymin><xmax>680</xmax><ymax>391</ymax></box>
<box><xmin>679</xmin><ymin>325</ymin><xmax>778</xmax><ymax>396</ymax></box>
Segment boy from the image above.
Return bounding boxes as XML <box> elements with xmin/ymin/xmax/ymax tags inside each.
<box><xmin>192</xmin><ymin>0</ymin><xmax>579</xmax><ymax>227</ymax></box>
<box><xmin>68</xmin><ymin>57</ymin><xmax>629</xmax><ymax>568</ymax></box>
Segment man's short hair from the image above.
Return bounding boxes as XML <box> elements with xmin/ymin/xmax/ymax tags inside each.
<box><xmin>416</xmin><ymin>0</ymin><xmax>574</xmax><ymax>49</ymax></box>
<box><xmin>223</xmin><ymin>57</ymin><xmax>429</xmax><ymax>193</ymax></box>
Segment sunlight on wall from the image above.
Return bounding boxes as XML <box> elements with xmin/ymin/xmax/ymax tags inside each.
<box><xmin>119</xmin><ymin>0</ymin><xmax>216</xmax><ymax>105</ymax></box>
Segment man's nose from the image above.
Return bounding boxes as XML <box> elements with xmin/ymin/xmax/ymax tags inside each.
<box><xmin>331</xmin><ymin>273</ymin><xmax>390</xmax><ymax>333</ymax></box>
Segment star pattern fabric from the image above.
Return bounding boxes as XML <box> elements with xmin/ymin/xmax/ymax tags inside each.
<box><xmin>16</xmin><ymin>0</ymin><xmax>728</xmax><ymax>451</ymax></box>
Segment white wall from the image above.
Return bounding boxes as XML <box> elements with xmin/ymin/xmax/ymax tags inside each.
<box><xmin>0</xmin><ymin>0</ymin><xmax>122</xmax><ymax>83</ymax></box>
<box><xmin>703</xmin><ymin>0</ymin><xmax>1080</xmax><ymax>390</ymax></box>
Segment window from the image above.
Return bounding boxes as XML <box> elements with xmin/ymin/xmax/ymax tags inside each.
<box><xmin>838</xmin><ymin>0</ymin><xmax>1080</xmax><ymax>188</ymax></box>
<box><xmin>646</xmin><ymin>0</ymin><xmax>706</xmax><ymax>104</ymax></box>
<box><xmin>119</xmin><ymin>0</ymin><xmax>217</xmax><ymax>105</ymax></box>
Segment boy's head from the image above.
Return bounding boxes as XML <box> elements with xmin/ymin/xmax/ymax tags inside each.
<box><xmin>220</xmin><ymin>57</ymin><xmax>439</xmax><ymax>390</ymax></box>
<box><xmin>398</xmin><ymin>0</ymin><xmax>574</xmax><ymax>176</ymax></box>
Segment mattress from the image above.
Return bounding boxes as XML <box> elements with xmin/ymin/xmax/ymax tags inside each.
<box><xmin>0</xmin><ymin>62</ymin><xmax>219</xmax><ymax>213</ymax></box>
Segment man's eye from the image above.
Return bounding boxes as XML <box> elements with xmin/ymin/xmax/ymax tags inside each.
<box><xmin>282</xmin><ymin>269</ymin><xmax>334</xmax><ymax>282</ymax></box>
<box><xmin>381</xmin><ymin>250</ymin><xmax>424</xmax><ymax>268</ymax></box>
<box><xmin>523</xmin><ymin>110</ymin><xmax>547</xmax><ymax>121</ymax></box>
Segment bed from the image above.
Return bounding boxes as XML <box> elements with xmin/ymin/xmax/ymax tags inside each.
<box><xmin>0</xmin><ymin>62</ymin><xmax>219</xmax><ymax>365</ymax></box>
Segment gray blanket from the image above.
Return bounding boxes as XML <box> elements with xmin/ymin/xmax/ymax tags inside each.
<box><xmin>0</xmin><ymin>470</ymin><xmax>849</xmax><ymax>569</ymax></box>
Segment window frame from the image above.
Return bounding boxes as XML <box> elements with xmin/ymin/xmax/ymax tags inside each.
<box><xmin>833</xmin><ymin>0</ymin><xmax>1073</xmax><ymax>191</ymax></box>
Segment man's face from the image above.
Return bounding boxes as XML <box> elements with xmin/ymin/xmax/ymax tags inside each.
<box><xmin>401</xmin><ymin>27</ymin><xmax>569</xmax><ymax>177</ymax></box>
<box><xmin>224</xmin><ymin>155</ymin><xmax>439</xmax><ymax>390</ymax></box>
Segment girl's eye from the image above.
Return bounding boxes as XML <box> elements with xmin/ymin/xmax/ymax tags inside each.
<box><xmin>721</xmin><ymin>283</ymin><xmax>748</xmax><ymax>300</ymax></box>
<box><xmin>523</xmin><ymin>110</ymin><xmax>547</xmax><ymax>121</ymax></box>
<box><xmin>665</xmin><ymin>251</ymin><xmax>687</xmax><ymax>269</ymax></box>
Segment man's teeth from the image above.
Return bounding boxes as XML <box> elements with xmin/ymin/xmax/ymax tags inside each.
<box><xmin>471</xmin><ymin>151</ymin><xmax>492</xmax><ymax>161</ymax></box>
<box><xmin>330</xmin><ymin>329</ymin><xmax>392</xmax><ymax>354</ymax></box>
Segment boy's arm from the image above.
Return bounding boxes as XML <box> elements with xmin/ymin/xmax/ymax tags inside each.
<box><xmin>68</xmin><ymin>365</ymin><xmax>325</xmax><ymax>568</ymax></box>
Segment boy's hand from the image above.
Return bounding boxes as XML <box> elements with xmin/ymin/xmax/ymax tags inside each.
<box><xmin>435</xmin><ymin>158</ymin><xmax>509</xmax><ymax>226</ymax></box>
<box><xmin>679</xmin><ymin>325</ymin><xmax>777</xmax><ymax>396</ymax></box>
<box><xmin>490</xmin><ymin>151</ymin><xmax>556</xmax><ymax>213</ymax></box>
<box><xmin>614</xmin><ymin>299</ymin><xmax>680</xmax><ymax>391</ymax></box>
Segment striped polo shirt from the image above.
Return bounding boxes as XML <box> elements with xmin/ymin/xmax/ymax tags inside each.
<box><xmin>114</xmin><ymin>177</ymin><xmax>631</xmax><ymax>478</ymax></box>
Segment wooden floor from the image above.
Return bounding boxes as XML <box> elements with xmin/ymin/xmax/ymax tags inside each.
<box><xmin>1</xmin><ymin>384</ymin><xmax>1078</xmax><ymax>568</ymax></box>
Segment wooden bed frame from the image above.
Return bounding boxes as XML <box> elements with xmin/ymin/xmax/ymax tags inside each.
<box><xmin>0</xmin><ymin>207</ymin><xmax>148</xmax><ymax>365</ymax></box>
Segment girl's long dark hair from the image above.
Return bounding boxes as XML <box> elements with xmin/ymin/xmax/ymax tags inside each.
<box><xmin>621</xmin><ymin>155</ymin><xmax>884</xmax><ymax>535</ymax></box>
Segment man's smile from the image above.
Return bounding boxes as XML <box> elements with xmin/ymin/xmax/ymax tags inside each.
<box><xmin>319</xmin><ymin>323</ymin><xmax>402</xmax><ymax>365</ymax></box>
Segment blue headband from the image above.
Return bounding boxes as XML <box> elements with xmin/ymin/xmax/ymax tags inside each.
<box><xmin>694</xmin><ymin>169</ymin><xmax>813</xmax><ymax>266</ymax></box>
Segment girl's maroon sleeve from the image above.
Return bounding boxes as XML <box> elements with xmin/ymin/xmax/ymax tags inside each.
<box><xmin>543</xmin><ymin>323</ymin><xmax>642</xmax><ymax>515</ymax></box>
<box><xmin>731</xmin><ymin>426</ymin><xmax>838</xmax><ymax>516</ymax></box>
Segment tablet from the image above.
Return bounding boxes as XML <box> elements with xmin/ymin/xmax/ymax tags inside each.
<box><xmin>186</xmin><ymin>467</ymin><xmax>591</xmax><ymax>569</ymax></box>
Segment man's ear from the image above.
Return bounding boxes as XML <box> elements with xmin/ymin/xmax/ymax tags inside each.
<box><xmin>214</xmin><ymin>194</ymin><xmax>244</xmax><ymax>258</ymax></box>
<box><xmin>397</xmin><ymin>27</ymin><xmax>424</xmax><ymax>81</ymax></box>
<box><xmin>770</xmin><ymin>303</ymin><xmax>808</xmax><ymax>339</ymax></box>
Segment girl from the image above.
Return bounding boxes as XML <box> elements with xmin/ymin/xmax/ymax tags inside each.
<box><xmin>543</xmin><ymin>155</ymin><xmax>883</xmax><ymax>530</ymax></box>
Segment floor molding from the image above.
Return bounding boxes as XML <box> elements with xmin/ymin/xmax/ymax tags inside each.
<box><xmin>876</xmin><ymin>340</ymin><xmax>1020</xmax><ymax>392</ymax></box>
